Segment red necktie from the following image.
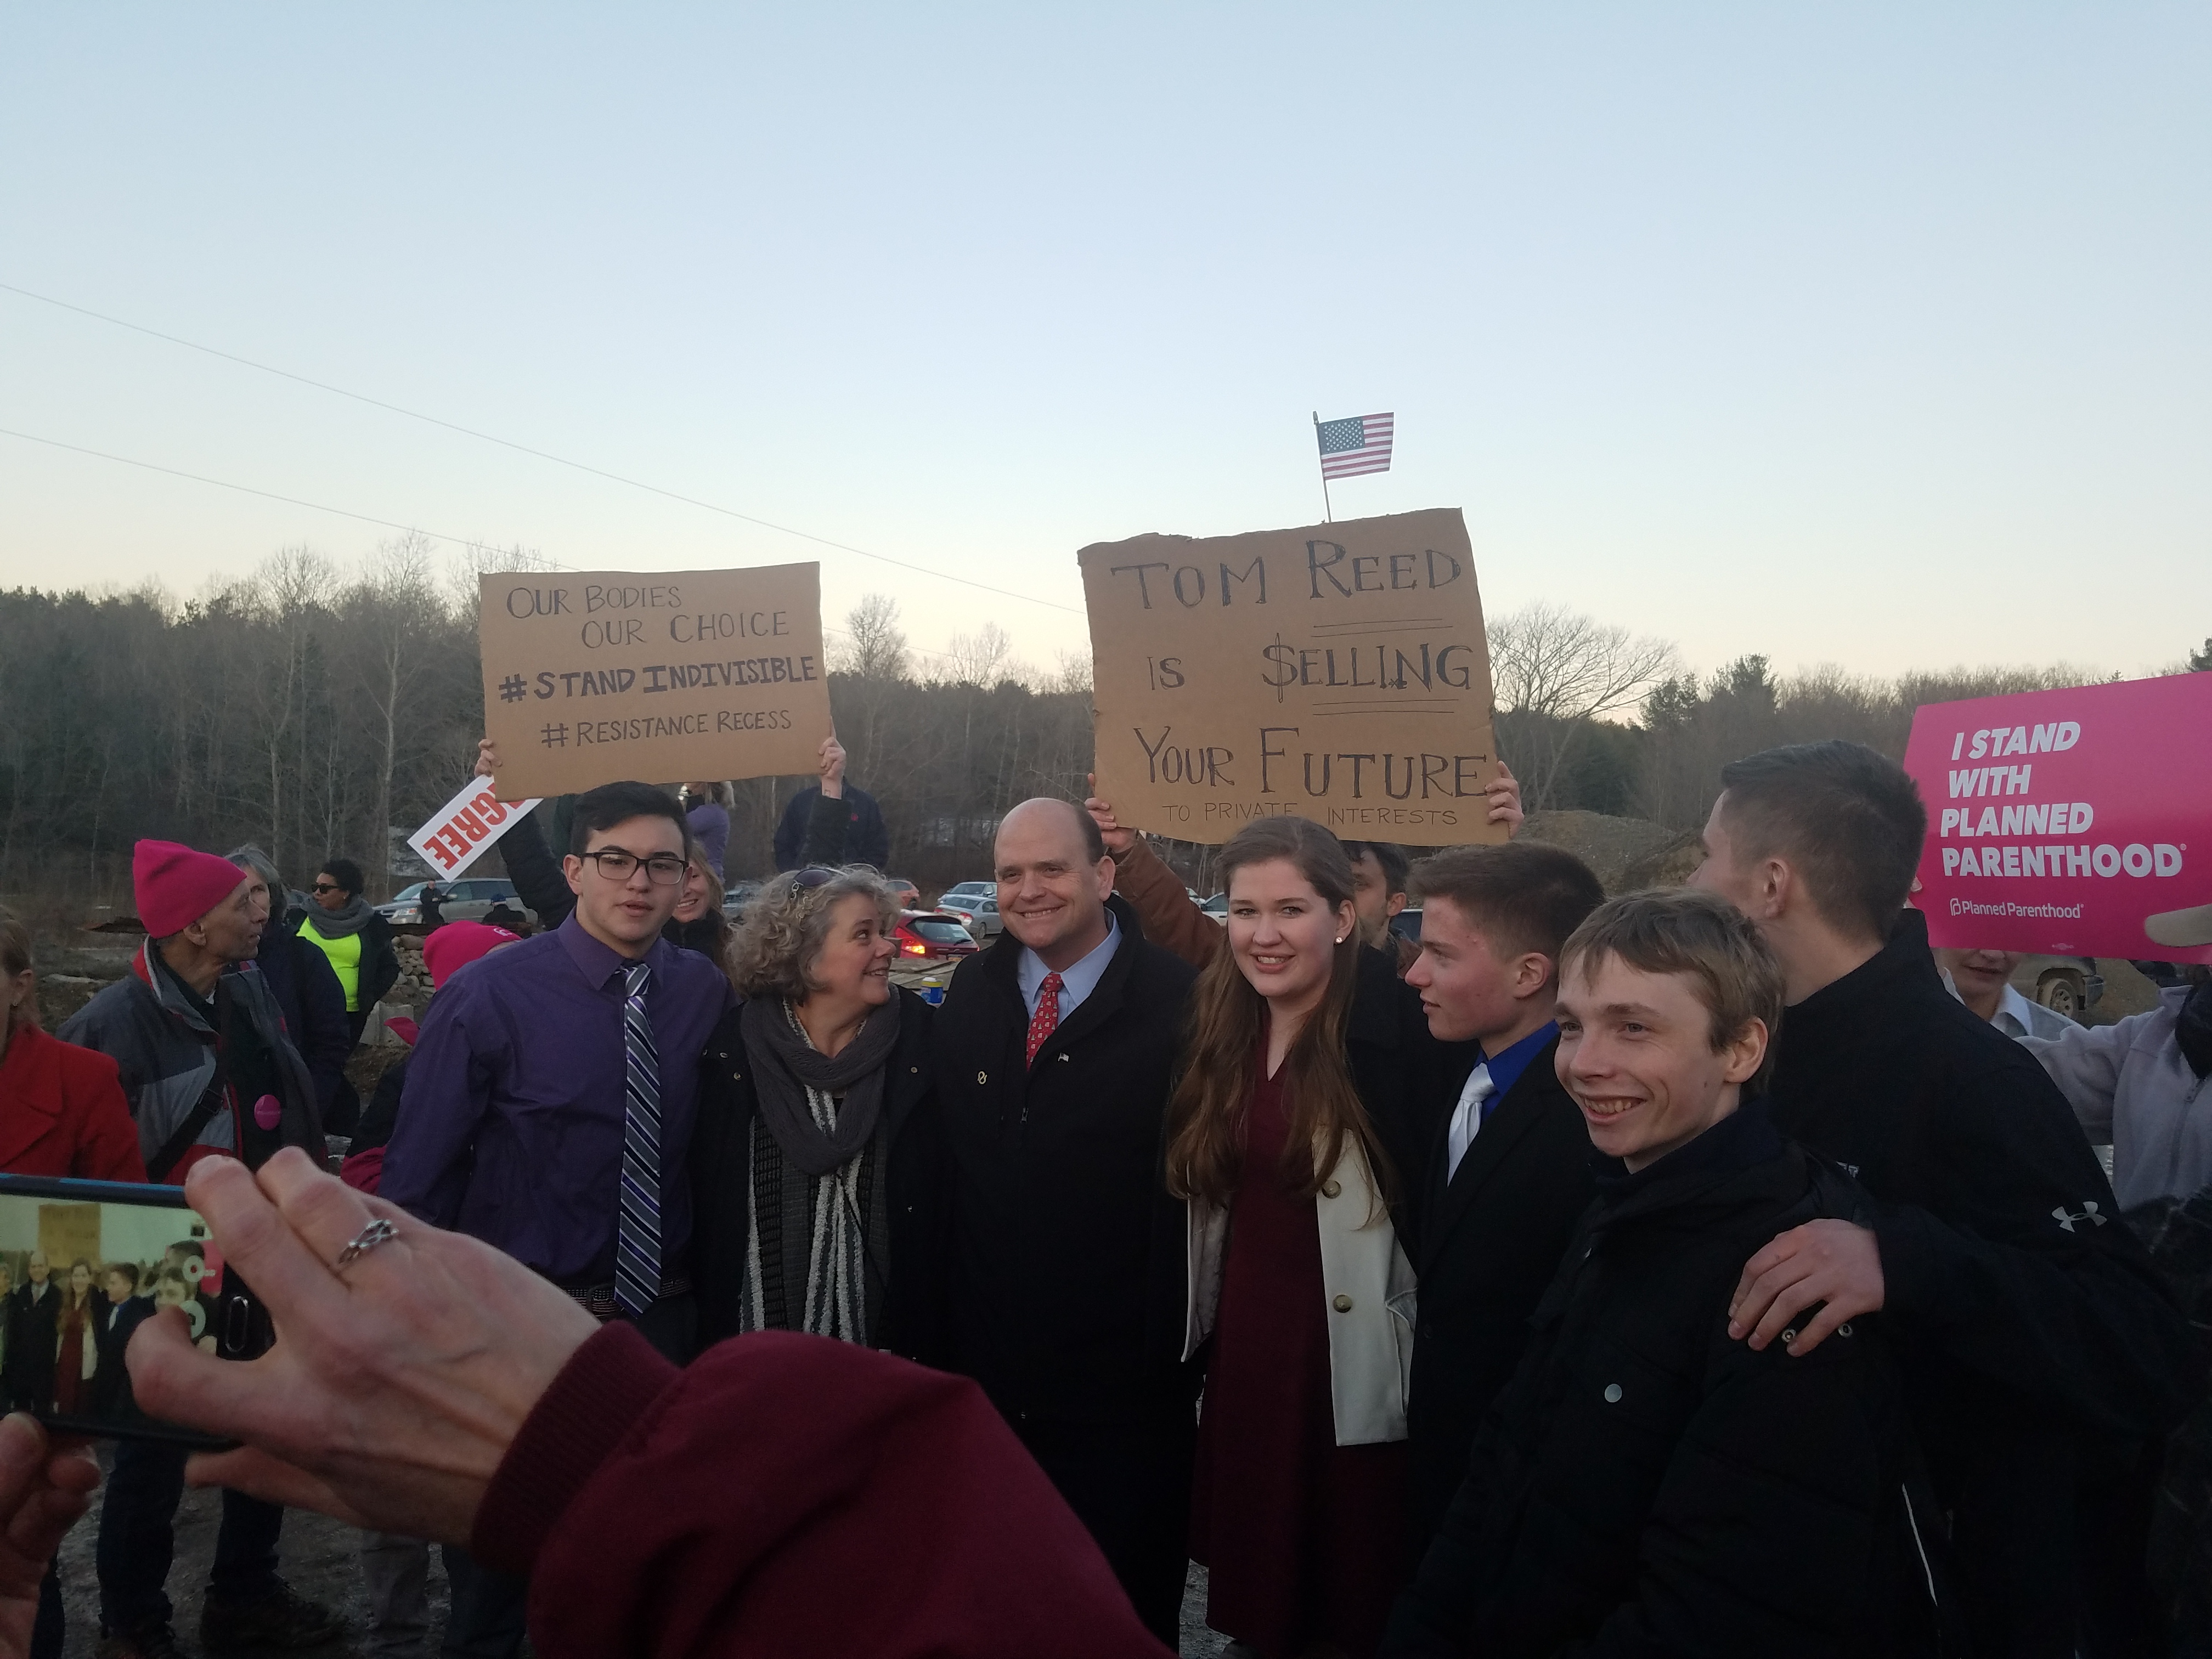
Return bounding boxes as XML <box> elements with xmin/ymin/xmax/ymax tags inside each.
<box><xmin>1026</xmin><ymin>972</ymin><xmax>1064</xmax><ymax>1065</ymax></box>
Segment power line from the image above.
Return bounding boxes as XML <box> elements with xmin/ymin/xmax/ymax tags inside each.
<box><xmin>0</xmin><ymin>279</ymin><xmax>1082</xmax><ymax>616</ymax></box>
<box><xmin>0</xmin><ymin>426</ymin><xmax>513</xmax><ymax>552</ymax></box>
<box><xmin>0</xmin><ymin>425</ymin><xmax>973</xmax><ymax>668</ymax></box>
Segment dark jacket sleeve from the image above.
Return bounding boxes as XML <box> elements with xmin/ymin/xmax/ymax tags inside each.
<box><xmin>360</xmin><ymin>914</ymin><xmax>402</xmax><ymax>1008</ymax></box>
<box><xmin>352</xmin><ymin>1055</ymin><xmax>409</xmax><ymax>1156</ymax></box>
<box><xmin>853</xmin><ymin>789</ymin><xmax>889</xmax><ymax>871</ymax></box>
<box><xmin>1108</xmin><ymin>839</ymin><xmax>1223</xmax><ymax>972</ymax></box>
<box><xmin>1870</xmin><ymin>1046</ymin><xmax>2200</xmax><ymax>1438</ymax></box>
<box><xmin>499</xmin><ymin>804</ymin><xmax>576</xmax><ymax>928</ymax></box>
<box><xmin>474</xmin><ymin>1324</ymin><xmax>1172</xmax><ymax>1659</ymax></box>
<box><xmin>290</xmin><ymin>940</ymin><xmax>354</xmax><ymax>1115</ymax></box>
<box><xmin>802</xmin><ymin>791</ymin><xmax>851</xmax><ymax>866</ymax></box>
<box><xmin>772</xmin><ymin>789</ymin><xmax>814</xmax><ymax>873</ymax></box>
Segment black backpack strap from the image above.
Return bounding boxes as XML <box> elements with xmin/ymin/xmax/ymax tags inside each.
<box><xmin>148</xmin><ymin>1079</ymin><xmax>229</xmax><ymax>1183</ymax></box>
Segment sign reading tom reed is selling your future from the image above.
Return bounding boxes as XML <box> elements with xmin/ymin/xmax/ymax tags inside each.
<box><xmin>1081</xmin><ymin>509</ymin><xmax>1508</xmax><ymax>847</ymax></box>
<box><xmin>479</xmin><ymin>564</ymin><xmax>831</xmax><ymax>798</ymax></box>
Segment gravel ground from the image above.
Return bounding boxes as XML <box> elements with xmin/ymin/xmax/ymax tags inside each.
<box><xmin>52</xmin><ymin>1468</ymin><xmax>448</xmax><ymax>1658</ymax></box>
<box><xmin>51</xmin><ymin>1463</ymin><xmax>1231</xmax><ymax>1658</ymax></box>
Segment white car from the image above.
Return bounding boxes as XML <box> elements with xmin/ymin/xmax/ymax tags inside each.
<box><xmin>938</xmin><ymin>891</ymin><xmax>1005</xmax><ymax>940</ymax></box>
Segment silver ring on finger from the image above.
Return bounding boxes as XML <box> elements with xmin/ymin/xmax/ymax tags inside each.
<box><xmin>335</xmin><ymin>1217</ymin><xmax>400</xmax><ymax>1271</ymax></box>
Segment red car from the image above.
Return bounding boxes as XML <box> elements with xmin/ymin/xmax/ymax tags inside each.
<box><xmin>894</xmin><ymin>910</ymin><xmax>980</xmax><ymax>961</ymax></box>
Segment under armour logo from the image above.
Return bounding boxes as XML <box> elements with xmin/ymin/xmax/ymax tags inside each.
<box><xmin>2052</xmin><ymin>1201</ymin><xmax>2108</xmax><ymax>1232</ymax></box>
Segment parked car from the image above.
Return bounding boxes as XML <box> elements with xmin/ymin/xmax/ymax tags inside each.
<box><xmin>1389</xmin><ymin>907</ymin><xmax>1423</xmax><ymax>944</ymax></box>
<box><xmin>886</xmin><ymin>877</ymin><xmax>922</xmax><ymax>909</ymax></box>
<box><xmin>939</xmin><ymin>881</ymin><xmax>994</xmax><ymax>906</ymax></box>
<box><xmin>1200</xmin><ymin>893</ymin><xmax>1229</xmax><ymax>923</ymax></box>
<box><xmin>2011</xmin><ymin>955</ymin><xmax>2103</xmax><ymax>1019</ymax></box>
<box><xmin>377</xmin><ymin>878</ymin><xmax>535</xmax><ymax>928</ymax></box>
<box><xmin>894</xmin><ymin>910</ymin><xmax>981</xmax><ymax>962</ymax></box>
<box><xmin>723</xmin><ymin>879</ymin><xmax>763</xmax><ymax>923</ymax></box>
<box><xmin>939</xmin><ymin>892</ymin><xmax>1005</xmax><ymax>940</ymax></box>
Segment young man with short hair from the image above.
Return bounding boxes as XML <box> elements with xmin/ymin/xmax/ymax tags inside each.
<box><xmin>932</xmin><ymin>797</ymin><xmax>1198</xmax><ymax>1645</ymax></box>
<box><xmin>384</xmin><ymin>780</ymin><xmax>733</xmax><ymax>1658</ymax></box>
<box><xmin>1386</xmin><ymin>889</ymin><xmax>1946</xmax><ymax>1656</ymax></box>
<box><xmin>1396</xmin><ymin>841</ymin><xmax>1606</xmax><ymax>1548</ymax></box>
<box><xmin>1690</xmin><ymin>740</ymin><xmax>2193</xmax><ymax>1657</ymax></box>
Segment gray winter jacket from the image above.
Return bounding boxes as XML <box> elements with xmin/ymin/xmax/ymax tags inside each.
<box><xmin>57</xmin><ymin>941</ymin><xmax>324</xmax><ymax>1180</ymax></box>
<box><xmin>2022</xmin><ymin>985</ymin><xmax>2209</xmax><ymax>1210</ymax></box>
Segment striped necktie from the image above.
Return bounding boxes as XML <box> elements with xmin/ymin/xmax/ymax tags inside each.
<box><xmin>616</xmin><ymin>960</ymin><xmax>662</xmax><ymax>1317</ymax></box>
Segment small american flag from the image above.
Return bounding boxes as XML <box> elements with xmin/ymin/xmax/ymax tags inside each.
<box><xmin>1316</xmin><ymin>411</ymin><xmax>1394</xmax><ymax>479</ymax></box>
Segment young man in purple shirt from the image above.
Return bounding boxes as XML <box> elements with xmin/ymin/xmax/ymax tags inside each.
<box><xmin>382</xmin><ymin>779</ymin><xmax>732</xmax><ymax>1658</ymax></box>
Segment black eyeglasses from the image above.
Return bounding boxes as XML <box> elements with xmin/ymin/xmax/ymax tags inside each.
<box><xmin>311</xmin><ymin>882</ymin><xmax>343</xmax><ymax>895</ymax></box>
<box><xmin>579</xmin><ymin>848</ymin><xmax>688</xmax><ymax>884</ymax></box>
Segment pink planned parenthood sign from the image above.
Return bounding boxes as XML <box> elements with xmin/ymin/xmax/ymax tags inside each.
<box><xmin>1903</xmin><ymin>673</ymin><xmax>2212</xmax><ymax>963</ymax></box>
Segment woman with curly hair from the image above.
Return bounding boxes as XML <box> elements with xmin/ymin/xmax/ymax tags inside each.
<box><xmin>690</xmin><ymin>866</ymin><xmax>943</xmax><ymax>1354</ymax></box>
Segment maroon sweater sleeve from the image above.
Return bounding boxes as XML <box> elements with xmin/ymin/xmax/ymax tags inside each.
<box><xmin>474</xmin><ymin>1324</ymin><xmax>1173</xmax><ymax>1659</ymax></box>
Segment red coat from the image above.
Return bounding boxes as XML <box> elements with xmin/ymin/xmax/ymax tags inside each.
<box><xmin>0</xmin><ymin>1024</ymin><xmax>148</xmax><ymax>1182</ymax></box>
<box><xmin>474</xmin><ymin>1325</ymin><xmax>1173</xmax><ymax>1659</ymax></box>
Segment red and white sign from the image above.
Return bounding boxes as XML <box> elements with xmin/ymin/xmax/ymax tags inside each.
<box><xmin>407</xmin><ymin>779</ymin><xmax>543</xmax><ymax>881</ymax></box>
<box><xmin>1903</xmin><ymin>673</ymin><xmax>2212</xmax><ymax>962</ymax></box>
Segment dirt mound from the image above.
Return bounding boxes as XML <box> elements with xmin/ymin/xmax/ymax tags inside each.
<box><xmin>1516</xmin><ymin>810</ymin><xmax>1701</xmax><ymax>894</ymax></box>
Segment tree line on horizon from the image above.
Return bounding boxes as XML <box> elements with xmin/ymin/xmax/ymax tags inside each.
<box><xmin>0</xmin><ymin>540</ymin><xmax>2201</xmax><ymax>918</ymax></box>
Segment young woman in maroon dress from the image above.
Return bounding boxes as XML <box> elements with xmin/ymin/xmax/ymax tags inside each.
<box><xmin>52</xmin><ymin>1258</ymin><xmax>97</xmax><ymax>1416</ymax></box>
<box><xmin>1170</xmin><ymin>817</ymin><xmax>1448</xmax><ymax>1659</ymax></box>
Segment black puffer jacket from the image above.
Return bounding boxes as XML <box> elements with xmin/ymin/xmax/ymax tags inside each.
<box><xmin>690</xmin><ymin>990</ymin><xmax>943</xmax><ymax>1359</ymax></box>
<box><xmin>931</xmin><ymin>896</ymin><xmax>1197</xmax><ymax>1425</ymax></box>
<box><xmin>1771</xmin><ymin>910</ymin><xmax>2196</xmax><ymax>1656</ymax></box>
<box><xmin>1385</xmin><ymin>1104</ymin><xmax>1949</xmax><ymax>1658</ymax></box>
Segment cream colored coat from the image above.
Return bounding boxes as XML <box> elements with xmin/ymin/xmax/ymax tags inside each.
<box><xmin>1183</xmin><ymin>1142</ymin><xmax>1418</xmax><ymax>1447</ymax></box>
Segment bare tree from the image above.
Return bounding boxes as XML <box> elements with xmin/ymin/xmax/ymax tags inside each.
<box><xmin>1488</xmin><ymin>603</ymin><xmax>1679</xmax><ymax>810</ymax></box>
<box><xmin>943</xmin><ymin>623</ymin><xmax>1013</xmax><ymax>688</ymax></box>
<box><xmin>830</xmin><ymin>594</ymin><xmax>911</xmax><ymax>681</ymax></box>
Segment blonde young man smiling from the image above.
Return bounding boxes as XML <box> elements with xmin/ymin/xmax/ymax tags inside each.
<box><xmin>1387</xmin><ymin>889</ymin><xmax>1943</xmax><ymax>1658</ymax></box>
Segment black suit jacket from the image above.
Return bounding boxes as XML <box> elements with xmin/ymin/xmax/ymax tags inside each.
<box><xmin>932</xmin><ymin>895</ymin><xmax>1198</xmax><ymax>1426</ymax></box>
<box><xmin>1405</xmin><ymin>1032</ymin><xmax>1597</xmax><ymax>1549</ymax></box>
<box><xmin>2</xmin><ymin>1284</ymin><xmax>59</xmax><ymax>1413</ymax></box>
<box><xmin>90</xmin><ymin>1295</ymin><xmax>155</xmax><ymax>1422</ymax></box>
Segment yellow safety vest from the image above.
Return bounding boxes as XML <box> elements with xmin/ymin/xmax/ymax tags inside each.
<box><xmin>297</xmin><ymin>918</ymin><xmax>365</xmax><ymax>1012</ymax></box>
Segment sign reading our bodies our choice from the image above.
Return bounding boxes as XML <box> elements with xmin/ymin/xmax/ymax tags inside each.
<box><xmin>1902</xmin><ymin>673</ymin><xmax>2212</xmax><ymax>962</ymax></box>
<box><xmin>1081</xmin><ymin>509</ymin><xmax>1508</xmax><ymax>847</ymax></box>
<box><xmin>479</xmin><ymin>563</ymin><xmax>831</xmax><ymax>799</ymax></box>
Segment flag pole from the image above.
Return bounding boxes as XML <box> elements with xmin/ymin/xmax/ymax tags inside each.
<box><xmin>1312</xmin><ymin>411</ymin><xmax>1333</xmax><ymax>522</ymax></box>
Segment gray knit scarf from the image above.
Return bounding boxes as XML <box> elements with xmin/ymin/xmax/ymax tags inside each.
<box><xmin>736</xmin><ymin>998</ymin><xmax>899</xmax><ymax>1344</ymax></box>
<box><xmin>299</xmin><ymin>895</ymin><xmax>375</xmax><ymax>939</ymax></box>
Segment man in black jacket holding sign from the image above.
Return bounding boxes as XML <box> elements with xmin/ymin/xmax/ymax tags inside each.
<box><xmin>931</xmin><ymin>798</ymin><xmax>1198</xmax><ymax>1646</ymax></box>
<box><xmin>1693</xmin><ymin>742</ymin><xmax>2197</xmax><ymax>1658</ymax></box>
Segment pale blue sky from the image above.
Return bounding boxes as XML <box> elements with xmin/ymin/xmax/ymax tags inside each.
<box><xmin>3</xmin><ymin>4</ymin><xmax>2207</xmax><ymax>680</ymax></box>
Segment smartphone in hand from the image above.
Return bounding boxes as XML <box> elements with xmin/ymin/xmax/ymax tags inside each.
<box><xmin>0</xmin><ymin>1174</ymin><xmax>266</xmax><ymax>1448</ymax></box>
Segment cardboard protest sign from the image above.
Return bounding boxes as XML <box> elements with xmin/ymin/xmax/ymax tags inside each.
<box><xmin>1080</xmin><ymin>509</ymin><xmax>1507</xmax><ymax>847</ymax></box>
<box><xmin>479</xmin><ymin>565</ymin><xmax>831</xmax><ymax>798</ymax></box>
<box><xmin>1903</xmin><ymin>673</ymin><xmax>2212</xmax><ymax>962</ymax></box>
<box><xmin>408</xmin><ymin>777</ymin><xmax>544</xmax><ymax>881</ymax></box>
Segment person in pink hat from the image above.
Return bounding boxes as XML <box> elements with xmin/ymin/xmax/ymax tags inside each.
<box><xmin>55</xmin><ymin>840</ymin><xmax>341</xmax><ymax>1657</ymax></box>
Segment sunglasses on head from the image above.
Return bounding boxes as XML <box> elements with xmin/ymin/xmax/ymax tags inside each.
<box><xmin>789</xmin><ymin>867</ymin><xmax>838</xmax><ymax>895</ymax></box>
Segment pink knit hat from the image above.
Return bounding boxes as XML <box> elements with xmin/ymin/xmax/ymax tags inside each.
<box><xmin>133</xmin><ymin>840</ymin><xmax>252</xmax><ymax>939</ymax></box>
<box><xmin>422</xmin><ymin>921</ymin><xmax>521</xmax><ymax>989</ymax></box>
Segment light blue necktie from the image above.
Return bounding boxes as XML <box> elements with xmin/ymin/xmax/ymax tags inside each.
<box><xmin>615</xmin><ymin>961</ymin><xmax>662</xmax><ymax>1316</ymax></box>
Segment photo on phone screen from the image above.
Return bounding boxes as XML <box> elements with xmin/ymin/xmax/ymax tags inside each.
<box><xmin>0</xmin><ymin>1175</ymin><xmax>257</xmax><ymax>1448</ymax></box>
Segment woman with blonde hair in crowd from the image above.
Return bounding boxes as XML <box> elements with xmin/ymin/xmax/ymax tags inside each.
<box><xmin>1173</xmin><ymin>817</ymin><xmax>1453</xmax><ymax>1659</ymax></box>
<box><xmin>662</xmin><ymin>845</ymin><xmax>731</xmax><ymax>966</ymax></box>
<box><xmin>690</xmin><ymin>866</ymin><xmax>942</xmax><ymax>1355</ymax></box>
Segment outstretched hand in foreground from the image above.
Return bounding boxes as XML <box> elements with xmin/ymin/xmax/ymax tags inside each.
<box><xmin>0</xmin><ymin>1416</ymin><xmax>98</xmax><ymax>1659</ymax></box>
<box><xmin>127</xmin><ymin>1149</ymin><xmax>598</xmax><ymax>1544</ymax></box>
